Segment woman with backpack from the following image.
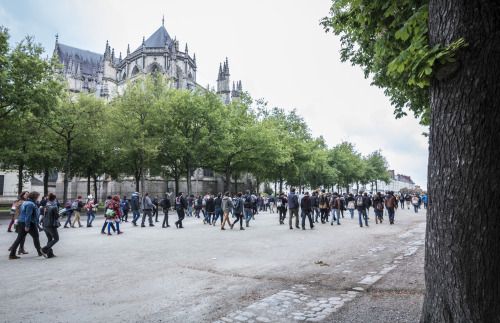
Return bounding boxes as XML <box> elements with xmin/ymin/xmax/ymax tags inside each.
<box><xmin>373</xmin><ymin>193</ymin><xmax>384</xmax><ymax>224</ymax></box>
<box><xmin>63</xmin><ymin>200</ymin><xmax>75</xmax><ymax>228</ymax></box>
<box><xmin>212</xmin><ymin>193</ymin><xmax>223</xmax><ymax>226</ymax></box>
<box><xmin>106</xmin><ymin>195</ymin><xmax>123</xmax><ymax>235</ymax></box>
<box><xmin>276</xmin><ymin>193</ymin><xmax>288</xmax><ymax>225</ymax></box>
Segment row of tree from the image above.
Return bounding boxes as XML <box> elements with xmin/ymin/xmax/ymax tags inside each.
<box><xmin>0</xmin><ymin>27</ymin><xmax>390</xmax><ymax>205</ymax></box>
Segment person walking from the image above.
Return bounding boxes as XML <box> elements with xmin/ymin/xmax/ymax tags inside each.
<box><xmin>318</xmin><ymin>189</ymin><xmax>328</xmax><ymax>224</ymax></box>
<box><xmin>152</xmin><ymin>195</ymin><xmax>159</xmax><ymax>222</ymax></box>
<box><xmin>121</xmin><ymin>196</ymin><xmax>130</xmax><ymax>222</ymax></box>
<box><xmin>106</xmin><ymin>195</ymin><xmax>124</xmax><ymax>235</ymax></box>
<box><xmin>221</xmin><ymin>192</ymin><xmax>233</xmax><ymax>230</ymax></box>
<box><xmin>130</xmin><ymin>192</ymin><xmax>141</xmax><ymax>227</ymax></box>
<box><xmin>85</xmin><ymin>195</ymin><xmax>96</xmax><ymax>227</ymax></box>
<box><xmin>268</xmin><ymin>194</ymin><xmax>275</xmax><ymax>213</ymax></box>
<box><xmin>212</xmin><ymin>193</ymin><xmax>224</xmax><ymax>226</ymax></box>
<box><xmin>174</xmin><ymin>192</ymin><xmax>187</xmax><ymax>228</ymax></box>
<box><xmin>412</xmin><ymin>194</ymin><xmax>420</xmax><ymax>213</ymax></box>
<box><xmin>71</xmin><ymin>196</ymin><xmax>84</xmax><ymax>228</ymax></box>
<box><xmin>346</xmin><ymin>193</ymin><xmax>355</xmax><ymax>219</ymax></box>
<box><xmin>204</xmin><ymin>195</ymin><xmax>215</xmax><ymax>225</ymax></box>
<box><xmin>187</xmin><ymin>195</ymin><xmax>194</xmax><ymax>217</ymax></box>
<box><xmin>8</xmin><ymin>191</ymin><xmax>29</xmax><ymax>255</ymax></box>
<box><xmin>194</xmin><ymin>195</ymin><xmax>203</xmax><ymax>218</ymax></box>
<box><xmin>276</xmin><ymin>193</ymin><xmax>287</xmax><ymax>225</ymax></box>
<box><xmin>8</xmin><ymin>191</ymin><xmax>43</xmax><ymax>259</ymax></box>
<box><xmin>160</xmin><ymin>193</ymin><xmax>172</xmax><ymax>228</ymax></box>
<box><xmin>232</xmin><ymin>192</ymin><xmax>245</xmax><ymax>230</ymax></box>
<box><xmin>101</xmin><ymin>195</ymin><xmax>116</xmax><ymax>234</ymax></box>
<box><xmin>329</xmin><ymin>193</ymin><xmax>341</xmax><ymax>225</ymax></box>
<box><xmin>385</xmin><ymin>191</ymin><xmax>398</xmax><ymax>224</ymax></box>
<box><xmin>243</xmin><ymin>190</ymin><xmax>253</xmax><ymax>227</ymax></box>
<box><xmin>141</xmin><ymin>192</ymin><xmax>155</xmax><ymax>227</ymax></box>
<box><xmin>300</xmin><ymin>192</ymin><xmax>314</xmax><ymax>230</ymax></box>
<box><xmin>63</xmin><ymin>200</ymin><xmax>74</xmax><ymax>228</ymax></box>
<box><xmin>40</xmin><ymin>193</ymin><xmax>60</xmax><ymax>258</ymax></box>
<box><xmin>355</xmin><ymin>191</ymin><xmax>369</xmax><ymax>227</ymax></box>
<box><xmin>287</xmin><ymin>188</ymin><xmax>300</xmax><ymax>230</ymax></box>
<box><xmin>373</xmin><ymin>193</ymin><xmax>384</xmax><ymax>224</ymax></box>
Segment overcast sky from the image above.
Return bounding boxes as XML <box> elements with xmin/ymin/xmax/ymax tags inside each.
<box><xmin>0</xmin><ymin>0</ymin><xmax>429</xmax><ymax>189</ymax></box>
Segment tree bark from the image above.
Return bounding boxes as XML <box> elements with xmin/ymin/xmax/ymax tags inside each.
<box><xmin>422</xmin><ymin>1</ymin><xmax>500</xmax><ymax>321</ymax></box>
<box><xmin>140</xmin><ymin>149</ymin><xmax>145</xmax><ymax>194</ymax></box>
<box><xmin>17</xmin><ymin>161</ymin><xmax>24</xmax><ymax>195</ymax></box>
<box><xmin>43</xmin><ymin>169</ymin><xmax>49</xmax><ymax>196</ymax></box>
<box><xmin>93</xmin><ymin>174</ymin><xmax>98</xmax><ymax>203</ymax></box>
<box><xmin>63</xmin><ymin>138</ymin><xmax>71</xmax><ymax>203</ymax></box>
<box><xmin>86</xmin><ymin>170</ymin><xmax>91</xmax><ymax>196</ymax></box>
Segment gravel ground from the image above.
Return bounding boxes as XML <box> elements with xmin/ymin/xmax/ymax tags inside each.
<box><xmin>0</xmin><ymin>207</ymin><xmax>427</xmax><ymax>322</ymax></box>
<box><xmin>329</xmin><ymin>244</ymin><xmax>425</xmax><ymax>322</ymax></box>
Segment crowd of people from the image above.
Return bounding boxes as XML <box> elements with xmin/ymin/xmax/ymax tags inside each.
<box><xmin>6</xmin><ymin>188</ymin><xmax>426</xmax><ymax>260</ymax></box>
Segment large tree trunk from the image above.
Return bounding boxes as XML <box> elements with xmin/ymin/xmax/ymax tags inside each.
<box><xmin>43</xmin><ymin>169</ymin><xmax>49</xmax><ymax>196</ymax></box>
<box><xmin>93</xmin><ymin>175</ymin><xmax>98</xmax><ymax>203</ymax></box>
<box><xmin>17</xmin><ymin>161</ymin><xmax>24</xmax><ymax>195</ymax></box>
<box><xmin>86</xmin><ymin>169</ymin><xmax>91</xmax><ymax>196</ymax></box>
<box><xmin>422</xmin><ymin>1</ymin><xmax>500</xmax><ymax>321</ymax></box>
<box><xmin>63</xmin><ymin>138</ymin><xmax>71</xmax><ymax>203</ymax></box>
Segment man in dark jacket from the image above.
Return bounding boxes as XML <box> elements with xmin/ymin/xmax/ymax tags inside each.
<box><xmin>287</xmin><ymin>188</ymin><xmax>300</xmax><ymax>230</ymax></box>
<box><xmin>160</xmin><ymin>193</ymin><xmax>171</xmax><ymax>228</ymax></box>
<box><xmin>355</xmin><ymin>191</ymin><xmax>369</xmax><ymax>227</ymax></box>
<box><xmin>130</xmin><ymin>192</ymin><xmax>141</xmax><ymax>226</ymax></box>
<box><xmin>41</xmin><ymin>193</ymin><xmax>59</xmax><ymax>258</ymax></box>
<box><xmin>300</xmin><ymin>192</ymin><xmax>314</xmax><ymax>230</ymax></box>
<box><xmin>152</xmin><ymin>195</ymin><xmax>159</xmax><ymax>222</ymax></box>
<box><xmin>174</xmin><ymin>192</ymin><xmax>187</xmax><ymax>228</ymax></box>
<box><xmin>243</xmin><ymin>190</ymin><xmax>253</xmax><ymax>227</ymax></box>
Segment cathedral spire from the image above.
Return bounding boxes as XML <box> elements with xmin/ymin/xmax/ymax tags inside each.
<box><xmin>185</xmin><ymin>43</ymin><xmax>188</xmax><ymax>54</ymax></box>
<box><xmin>162</xmin><ymin>15</ymin><xmax>165</xmax><ymax>26</ymax></box>
<box><xmin>225</xmin><ymin>57</ymin><xmax>230</xmax><ymax>75</ymax></box>
<box><xmin>127</xmin><ymin>44</ymin><xmax>130</xmax><ymax>55</ymax></box>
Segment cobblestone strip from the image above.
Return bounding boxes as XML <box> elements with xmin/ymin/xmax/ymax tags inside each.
<box><xmin>213</xmin><ymin>286</ymin><xmax>358</xmax><ymax>323</ymax></box>
<box><xmin>214</xmin><ymin>223</ymin><xmax>426</xmax><ymax>323</ymax></box>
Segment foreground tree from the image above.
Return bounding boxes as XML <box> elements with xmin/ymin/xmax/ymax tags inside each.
<box><xmin>322</xmin><ymin>0</ymin><xmax>499</xmax><ymax>321</ymax></box>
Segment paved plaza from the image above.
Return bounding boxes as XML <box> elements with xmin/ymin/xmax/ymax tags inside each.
<box><xmin>1</xmin><ymin>207</ymin><xmax>426</xmax><ymax>322</ymax></box>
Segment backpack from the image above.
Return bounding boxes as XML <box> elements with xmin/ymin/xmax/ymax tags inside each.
<box><xmin>71</xmin><ymin>201</ymin><xmax>79</xmax><ymax>209</ymax></box>
<box><xmin>356</xmin><ymin>196</ymin><xmax>364</xmax><ymax>207</ymax></box>
<box><xmin>226</xmin><ymin>198</ymin><xmax>233</xmax><ymax>210</ymax></box>
<box><xmin>319</xmin><ymin>194</ymin><xmax>326</xmax><ymax>205</ymax></box>
<box><xmin>412</xmin><ymin>196</ymin><xmax>419</xmax><ymax>204</ymax></box>
<box><xmin>251</xmin><ymin>195</ymin><xmax>257</xmax><ymax>206</ymax></box>
<box><xmin>65</xmin><ymin>201</ymin><xmax>73</xmax><ymax>209</ymax></box>
<box><xmin>202</xmin><ymin>198</ymin><xmax>207</xmax><ymax>207</ymax></box>
<box><xmin>277</xmin><ymin>199</ymin><xmax>283</xmax><ymax>208</ymax></box>
<box><xmin>84</xmin><ymin>201</ymin><xmax>91</xmax><ymax>211</ymax></box>
<box><xmin>332</xmin><ymin>197</ymin><xmax>339</xmax><ymax>209</ymax></box>
<box><xmin>232</xmin><ymin>198</ymin><xmax>240</xmax><ymax>209</ymax></box>
<box><xmin>376</xmin><ymin>200</ymin><xmax>384</xmax><ymax>211</ymax></box>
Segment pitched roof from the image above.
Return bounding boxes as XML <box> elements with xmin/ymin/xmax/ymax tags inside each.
<box><xmin>57</xmin><ymin>43</ymin><xmax>102</xmax><ymax>75</ymax></box>
<box><xmin>135</xmin><ymin>25</ymin><xmax>173</xmax><ymax>51</ymax></box>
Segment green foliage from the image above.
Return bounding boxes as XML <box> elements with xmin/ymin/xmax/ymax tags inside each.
<box><xmin>321</xmin><ymin>1</ymin><xmax>465</xmax><ymax>127</ymax></box>
<box><xmin>0</xmin><ymin>26</ymin><xmax>63</xmax><ymax>120</ymax></box>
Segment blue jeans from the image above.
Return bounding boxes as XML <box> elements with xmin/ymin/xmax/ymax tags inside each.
<box><xmin>204</xmin><ymin>211</ymin><xmax>213</xmax><ymax>223</ymax></box>
<box><xmin>132</xmin><ymin>210</ymin><xmax>141</xmax><ymax>223</ymax></box>
<box><xmin>349</xmin><ymin>209</ymin><xmax>354</xmax><ymax>219</ymax></box>
<box><xmin>213</xmin><ymin>208</ymin><xmax>223</xmax><ymax>224</ymax></box>
<box><xmin>86</xmin><ymin>210</ymin><xmax>95</xmax><ymax>225</ymax></box>
<box><xmin>188</xmin><ymin>206</ymin><xmax>193</xmax><ymax>216</ymax></box>
<box><xmin>64</xmin><ymin>210</ymin><xmax>73</xmax><ymax>227</ymax></box>
<box><xmin>387</xmin><ymin>207</ymin><xmax>395</xmax><ymax>223</ymax></box>
<box><xmin>331</xmin><ymin>209</ymin><xmax>340</xmax><ymax>224</ymax></box>
<box><xmin>244</xmin><ymin>208</ymin><xmax>253</xmax><ymax>223</ymax></box>
<box><xmin>413</xmin><ymin>204</ymin><xmax>419</xmax><ymax>213</ymax></box>
<box><xmin>301</xmin><ymin>210</ymin><xmax>313</xmax><ymax>228</ymax></box>
<box><xmin>358</xmin><ymin>209</ymin><xmax>368</xmax><ymax>227</ymax></box>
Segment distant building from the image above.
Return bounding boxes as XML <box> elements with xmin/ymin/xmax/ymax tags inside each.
<box><xmin>375</xmin><ymin>170</ymin><xmax>416</xmax><ymax>193</ymax></box>
<box><xmin>0</xmin><ymin>18</ymin><xmax>252</xmax><ymax>204</ymax></box>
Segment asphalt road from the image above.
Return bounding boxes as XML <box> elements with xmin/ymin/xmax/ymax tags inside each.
<box><xmin>1</xmin><ymin>206</ymin><xmax>426</xmax><ymax>322</ymax></box>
